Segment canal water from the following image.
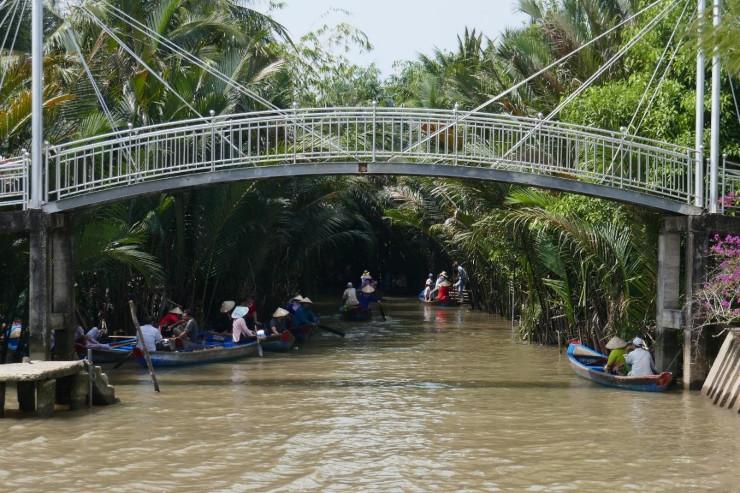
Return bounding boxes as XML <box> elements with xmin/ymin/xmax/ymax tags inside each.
<box><xmin>1</xmin><ymin>298</ymin><xmax>738</xmax><ymax>492</ymax></box>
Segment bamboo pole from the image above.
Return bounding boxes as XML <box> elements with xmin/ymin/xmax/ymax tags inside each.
<box><xmin>128</xmin><ymin>301</ymin><xmax>160</xmax><ymax>392</ymax></box>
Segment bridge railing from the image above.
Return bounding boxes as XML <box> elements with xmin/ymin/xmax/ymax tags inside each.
<box><xmin>721</xmin><ymin>160</ymin><xmax>740</xmax><ymax>213</ymax></box>
<box><xmin>44</xmin><ymin>107</ymin><xmax>696</xmax><ymax>208</ymax></box>
<box><xmin>0</xmin><ymin>154</ymin><xmax>29</xmax><ymax>209</ymax></box>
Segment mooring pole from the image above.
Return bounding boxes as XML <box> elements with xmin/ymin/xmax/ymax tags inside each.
<box><xmin>708</xmin><ymin>0</ymin><xmax>721</xmax><ymax>213</ymax></box>
<box><xmin>694</xmin><ymin>0</ymin><xmax>706</xmax><ymax>207</ymax></box>
<box><xmin>30</xmin><ymin>0</ymin><xmax>44</xmax><ymax>209</ymax></box>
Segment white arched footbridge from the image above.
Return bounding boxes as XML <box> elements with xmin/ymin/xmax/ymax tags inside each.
<box><xmin>1</xmin><ymin>107</ymin><xmax>737</xmax><ymax>215</ymax></box>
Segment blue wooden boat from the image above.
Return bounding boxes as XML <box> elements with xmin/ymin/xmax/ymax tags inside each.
<box><xmin>567</xmin><ymin>343</ymin><xmax>673</xmax><ymax>392</ymax></box>
<box><xmin>89</xmin><ymin>338</ymin><xmax>137</xmax><ymax>364</ymax></box>
<box><xmin>261</xmin><ymin>331</ymin><xmax>296</xmax><ymax>352</ymax></box>
<box><xmin>135</xmin><ymin>339</ymin><xmax>259</xmax><ymax>368</ymax></box>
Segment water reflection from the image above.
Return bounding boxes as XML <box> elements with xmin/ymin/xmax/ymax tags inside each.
<box><xmin>0</xmin><ymin>298</ymin><xmax>737</xmax><ymax>493</ymax></box>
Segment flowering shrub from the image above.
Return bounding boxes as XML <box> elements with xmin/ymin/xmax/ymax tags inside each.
<box><xmin>694</xmin><ymin>234</ymin><xmax>740</xmax><ymax>328</ymax></box>
<box><xmin>719</xmin><ymin>192</ymin><xmax>739</xmax><ymax>214</ymax></box>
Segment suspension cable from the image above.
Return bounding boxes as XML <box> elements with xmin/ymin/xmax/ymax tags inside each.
<box><xmin>729</xmin><ymin>75</ymin><xmax>740</xmax><ymax>126</ymax></box>
<box><xmin>498</xmin><ymin>0</ymin><xmax>680</xmax><ymax>162</ymax></box>
<box><xmin>82</xmin><ymin>6</ymin><xmax>247</xmax><ymax>159</ymax></box>
<box><xmin>628</xmin><ymin>0</ymin><xmax>692</xmax><ymax>132</ymax></box>
<box><xmin>0</xmin><ymin>0</ymin><xmax>27</xmax><ymax>96</ymax></box>
<box><xmin>66</xmin><ymin>28</ymin><xmax>116</xmax><ymax>129</ymax></box>
<box><xmin>396</xmin><ymin>0</ymin><xmax>671</xmax><ymax>157</ymax></box>
<box><xmin>101</xmin><ymin>3</ymin><xmax>360</xmax><ymax>161</ymax></box>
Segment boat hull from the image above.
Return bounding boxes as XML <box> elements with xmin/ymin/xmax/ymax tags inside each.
<box><xmin>567</xmin><ymin>343</ymin><xmax>672</xmax><ymax>392</ymax></box>
<box><xmin>261</xmin><ymin>331</ymin><xmax>296</xmax><ymax>352</ymax></box>
<box><xmin>289</xmin><ymin>324</ymin><xmax>316</xmax><ymax>344</ymax></box>
<box><xmin>341</xmin><ymin>307</ymin><xmax>372</xmax><ymax>321</ymax></box>
<box><xmin>137</xmin><ymin>341</ymin><xmax>259</xmax><ymax>368</ymax></box>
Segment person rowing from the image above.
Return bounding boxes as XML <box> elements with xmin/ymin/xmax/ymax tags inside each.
<box><xmin>341</xmin><ymin>282</ymin><xmax>360</xmax><ymax>311</ymax></box>
<box><xmin>358</xmin><ymin>285</ymin><xmax>381</xmax><ymax>310</ymax></box>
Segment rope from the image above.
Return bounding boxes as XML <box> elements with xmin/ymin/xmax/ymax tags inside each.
<box><xmin>101</xmin><ymin>4</ymin><xmax>361</xmax><ymax>162</ymax></box>
<box><xmin>395</xmin><ymin>0</ymin><xmax>670</xmax><ymax>158</ymax></box>
<box><xmin>498</xmin><ymin>0</ymin><xmax>680</xmax><ymax>163</ymax></box>
<box><xmin>0</xmin><ymin>0</ymin><xmax>26</xmax><ymax>96</ymax></box>
<box><xmin>729</xmin><ymin>75</ymin><xmax>740</xmax><ymax>126</ymax></box>
<box><xmin>628</xmin><ymin>0</ymin><xmax>692</xmax><ymax>132</ymax></box>
<box><xmin>82</xmin><ymin>6</ymin><xmax>246</xmax><ymax>159</ymax></box>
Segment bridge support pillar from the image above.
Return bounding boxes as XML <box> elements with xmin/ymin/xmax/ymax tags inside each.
<box><xmin>50</xmin><ymin>217</ymin><xmax>75</xmax><ymax>360</ymax></box>
<box><xmin>655</xmin><ymin>224</ymin><xmax>682</xmax><ymax>375</ymax></box>
<box><xmin>28</xmin><ymin>212</ymin><xmax>50</xmax><ymax>359</ymax></box>
<box><xmin>27</xmin><ymin>213</ymin><xmax>75</xmax><ymax>361</ymax></box>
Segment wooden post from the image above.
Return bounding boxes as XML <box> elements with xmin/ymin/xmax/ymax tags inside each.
<box><xmin>128</xmin><ymin>301</ymin><xmax>160</xmax><ymax>392</ymax></box>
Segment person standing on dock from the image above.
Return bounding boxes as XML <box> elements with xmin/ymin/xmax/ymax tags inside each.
<box><xmin>453</xmin><ymin>262</ymin><xmax>468</xmax><ymax>295</ymax></box>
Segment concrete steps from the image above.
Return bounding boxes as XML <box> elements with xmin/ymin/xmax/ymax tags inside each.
<box><xmin>702</xmin><ymin>329</ymin><xmax>740</xmax><ymax>414</ymax></box>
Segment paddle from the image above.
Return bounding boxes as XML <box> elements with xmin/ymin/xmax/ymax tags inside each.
<box><xmin>318</xmin><ymin>324</ymin><xmax>346</xmax><ymax>338</ymax></box>
<box><xmin>128</xmin><ymin>301</ymin><xmax>160</xmax><ymax>392</ymax></box>
<box><xmin>377</xmin><ymin>301</ymin><xmax>387</xmax><ymax>321</ymax></box>
<box><xmin>112</xmin><ymin>349</ymin><xmax>135</xmax><ymax>370</ymax></box>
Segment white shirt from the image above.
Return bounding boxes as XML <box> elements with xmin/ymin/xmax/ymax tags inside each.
<box><xmin>137</xmin><ymin>324</ymin><xmax>162</xmax><ymax>353</ymax></box>
<box><xmin>625</xmin><ymin>347</ymin><xmax>655</xmax><ymax>376</ymax></box>
<box><xmin>343</xmin><ymin>287</ymin><xmax>359</xmax><ymax>306</ymax></box>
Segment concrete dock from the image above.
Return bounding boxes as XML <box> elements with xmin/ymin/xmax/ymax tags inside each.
<box><xmin>0</xmin><ymin>360</ymin><xmax>117</xmax><ymax>417</ymax></box>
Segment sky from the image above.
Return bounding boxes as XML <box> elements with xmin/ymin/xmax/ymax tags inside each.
<box><xmin>269</xmin><ymin>0</ymin><xmax>527</xmax><ymax>76</ymax></box>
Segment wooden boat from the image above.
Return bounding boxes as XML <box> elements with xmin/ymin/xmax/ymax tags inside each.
<box><xmin>261</xmin><ymin>331</ymin><xmax>296</xmax><ymax>352</ymax></box>
<box><xmin>567</xmin><ymin>343</ymin><xmax>673</xmax><ymax>392</ymax></box>
<box><xmin>289</xmin><ymin>324</ymin><xmax>316</xmax><ymax>344</ymax></box>
<box><xmin>90</xmin><ymin>340</ymin><xmax>136</xmax><ymax>364</ymax></box>
<box><xmin>135</xmin><ymin>340</ymin><xmax>259</xmax><ymax>368</ymax></box>
<box><xmin>341</xmin><ymin>306</ymin><xmax>372</xmax><ymax>321</ymax></box>
<box><xmin>418</xmin><ymin>294</ymin><xmax>459</xmax><ymax>307</ymax></box>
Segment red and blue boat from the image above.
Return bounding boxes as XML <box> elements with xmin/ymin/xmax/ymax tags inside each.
<box><xmin>567</xmin><ymin>343</ymin><xmax>673</xmax><ymax>392</ymax></box>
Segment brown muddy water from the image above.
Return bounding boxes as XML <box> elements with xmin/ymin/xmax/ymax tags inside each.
<box><xmin>0</xmin><ymin>298</ymin><xmax>738</xmax><ymax>492</ymax></box>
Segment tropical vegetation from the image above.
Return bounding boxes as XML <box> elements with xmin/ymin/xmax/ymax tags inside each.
<box><xmin>0</xmin><ymin>0</ymin><xmax>738</xmax><ymax>349</ymax></box>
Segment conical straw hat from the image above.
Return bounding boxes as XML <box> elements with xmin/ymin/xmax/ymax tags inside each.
<box><xmin>605</xmin><ymin>336</ymin><xmax>627</xmax><ymax>350</ymax></box>
<box><xmin>300</xmin><ymin>297</ymin><xmax>313</xmax><ymax>304</ymax></box>
<box><xmin>220</xmin><ymin>300</ymin><xmax>236</xmax><ymax>313</ymax></box>
<box><xmin>231</xmin><ymin>306</ymin><xmax>249</xmax><ymax>319</ymax></box>
<box><xmin>273</xmin><ymin>307</ymin><xmax>290</xmax><ymax>318</ymax></box>
<box><xmin>168</xmin><ymin>306</ymin><xmax>184</xmax><ymax>315</ymax></box>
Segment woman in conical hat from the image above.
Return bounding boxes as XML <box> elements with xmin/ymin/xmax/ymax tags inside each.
<box><xmin>604</xmin><ymin>336</ymin><xmax>628</xmax><ymax>375</ymax></box>
<box><xmin>268</xmin><ymin>307</ymin><xmax>291</xmax><ymax>336</ymax></box>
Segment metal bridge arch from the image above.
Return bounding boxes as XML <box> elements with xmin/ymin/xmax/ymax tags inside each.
<box><xmin>2</xmin><ymin>107</ymin><xmax>736</xmax><ymax>214</ymax></box>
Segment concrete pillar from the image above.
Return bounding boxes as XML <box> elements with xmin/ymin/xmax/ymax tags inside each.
<box><xmin>683</xmin><ymin>217</ymin><xmax>710</xmax><ymax>389</ymax></box>
<box><xmin>35</xmin><ymin>379</ymin><xmax>56</xmax><ymax>418</ymax></box>
<box><xmin>655</xmin><ymin>228</ymin><xmax>682</xmax><ymax>374</ymax></box>
<box><xmin>17</xmin><ymin>381</ymin><xmax>36</xmax><ymax>412</ymax></box>
<box><xmin>28</xmin><ymin>212</ymin><xmax>49</xmax><ymax>359</ymax></box>
<box><xmin>50</xmin><ymin>219</ymin><xmax>75</xmax><ymax>361</ymax></box>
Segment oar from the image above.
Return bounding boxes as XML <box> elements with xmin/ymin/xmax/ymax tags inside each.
<box><xmin>318</xmin><ymin>324</ymin><xmax>345</xmax><ymax>337</ymax></box>
<box><xmin>377</xmin><ymin>301</ymin><xmax>387</xmax><ymax>321</ymax></box>
<box><xmin>112</xmin><ymin>350</ymin><xmax>135</xmax><ymax>370</ymax></box>
<box><xmin>128</xmin><ymin>301</ymin><xmax>160</xmax><ymax>392</ymax></box>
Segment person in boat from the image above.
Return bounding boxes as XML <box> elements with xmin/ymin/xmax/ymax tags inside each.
<box><xmin>453</xmin><ymin>262</ymin><xmax>468</xmax><ymax>296</ymax></box>
<box><xmin>241</xmin><ymin>295</ymin><xmax>257</xmax><ymax>331</ymax></box>
<box><xmin>435</xmin><ymin>271</ymin><xmax>448</xmax><ymax>289</ymax></box>
<box><xmin>358</xmin><ymin>285</ymin><xmax>380</xmax><ymax>310</ymax></box>
<box><xmin>269</xmin><ymin>307</ymin><xmax>292</xmax><ymax>336</ymax></box>
<box><xmin>292</xmin><ymin>296</ymin><xmax>318</xmax><ymax>327</ymax></box>
<box><xmin>342</xmin><ymin>282</ymin><xmax>360</xmax><ymax>310</ymax></box>
<box><xmin>433</xmin><ymin>278</ymin><xmax>453</xmax><ymax>303</ymax></box>
<box><xmin>423</xmin><ymin>278</ymin><xmax>434</xmax><ymax>301</ymax></box>
<box><xmin>173</xmin><ymin>309</ymin><xmax>201</xmax><ymax>349</ymax></box>
<box><xmin>624</xmin><ymin>337</ymin><xmax>657</xmax><ymax>377</ymax></box>
<box><xmin>231</xmin><ymin>305</ymin><xmax>255</xmax><ymax>344</ymax></box>
<box><xmin>603</xmin><ymin>336</ymin><xmax>628</xmax><ymax>375</ymax></box>
<box><xmin>215</xmin><ymin>300</ymin><xmax>236</xmax><ymax>333</ymax></box>
<box><xmin>137</xmin><ymin>321</ymin><xmax>163</xmax><ymax>353</ymax></box>
<box><xmin>360</xmin><ymin>271</ymin><xmax>375</xmax><ymax>288</ymax></box>
<box><xmin>158</xmin><ymin>306</ymin><xmax>183</xmax><ymax>337</ymax></box>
